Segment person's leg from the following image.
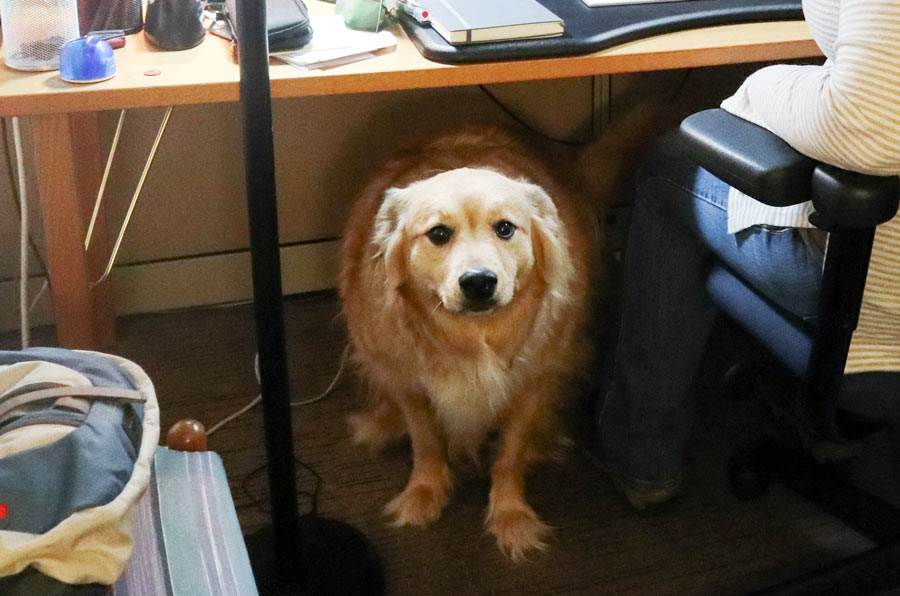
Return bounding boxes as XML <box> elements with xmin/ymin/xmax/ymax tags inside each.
<box><xmin>598</xmin><ymin>134</ymin><xmax>826</xmax><ymax>507</ymax></box>
<box><xmin>598</xmin><ymin>138</ymin><xmax>723</xmax><ymax>501</ymax></box>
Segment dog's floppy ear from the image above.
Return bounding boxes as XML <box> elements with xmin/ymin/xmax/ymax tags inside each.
<box><xmin>372</xmin><ymin>186</ymin><xmax>409</xmax><ymax>291</ymax></box>
<box><xmin>525</xmin><ymin>182</ymin><xmax>574</xmax><ymax>304</ymax></box>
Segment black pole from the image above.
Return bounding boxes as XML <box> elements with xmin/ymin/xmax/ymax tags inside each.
<box><xmin>234</xmin><ymin>2</ymin><xmax>383</xmax><ymax>593</ymax></box>
<box><xmin>234</xmin><ymin>0</ymin><xmax>301</xmax><ymax>578</ymax></box>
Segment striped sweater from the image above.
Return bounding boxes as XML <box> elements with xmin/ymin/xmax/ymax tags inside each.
<box><xmin>720</xmin><ymin>0</ymin><xmax>900</xmax><ymax>374</ymax></box>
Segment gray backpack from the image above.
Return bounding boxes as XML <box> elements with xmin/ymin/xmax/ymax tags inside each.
<box><xmin>0</xmin><ymin>348</ymin><xmax>159</xmax><ymax>586</ymax></box>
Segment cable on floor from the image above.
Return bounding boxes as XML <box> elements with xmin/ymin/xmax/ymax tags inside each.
<box><xmin>207</xmin><ymin>343</ymin><xmax>351</xmax><ymax>436</ymax></box>
<box><xmin>210</xmin><ymin>345</ymin><xmax>348</xmax><ymax>516</ymax></box>
<box><xmin>241</xmin><ymin>456</ymin><xmax>323</xmax><ymax>516</ymax></box>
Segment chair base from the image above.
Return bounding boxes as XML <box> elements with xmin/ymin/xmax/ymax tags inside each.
<box><xmin>730</xmin><ymin>440</ymin><xmax>900</xmax><ymax>542</ymax></box>
<box><xmin>755</xmin><ymin>539</ymin><xmax>900</xmax><ymax>596</ymax></box>
<box><xmin>246</xmin><ymin>516</ymin><xmax>385</xmax><ymax>596</ymax></box>
<box><xmin>729</xmin><ymin>440</ymin><xmax>900</xmax><ymax>595</ymax></box>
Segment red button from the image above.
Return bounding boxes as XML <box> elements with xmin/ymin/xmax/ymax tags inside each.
<box><xmin>0</xmin><ymin>503</ymin><xmax>8</xmax><ymax>520</ymax></box>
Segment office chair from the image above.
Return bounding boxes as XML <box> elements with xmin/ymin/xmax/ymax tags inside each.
<box><xmin>678</xmin><ymin>108</ymin><xmax>900</xmax><ymax>595</ymax></box>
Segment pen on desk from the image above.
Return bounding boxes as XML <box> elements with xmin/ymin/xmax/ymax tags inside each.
<box><xmin>87</xmin><ymin>29</ymin><xmax>127</xmax><ymax>49</ymax></box>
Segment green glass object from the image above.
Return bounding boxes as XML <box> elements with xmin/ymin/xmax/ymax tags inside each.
<box><xmin>336</xmin><ymin>0</ymin><xmax>392</xmax><ymax>32</ymax></box>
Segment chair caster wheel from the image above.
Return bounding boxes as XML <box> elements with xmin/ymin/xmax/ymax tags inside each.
<box><xmin>729</xmin><ymin>447</ymin><xmax>771</xmax><ymax>500</ymax></box>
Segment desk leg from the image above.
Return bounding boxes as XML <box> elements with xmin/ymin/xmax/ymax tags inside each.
<box><xmin>32</xmin><ymin>112</ymin><xmax>115</xmax><ymax>350</ymax></box>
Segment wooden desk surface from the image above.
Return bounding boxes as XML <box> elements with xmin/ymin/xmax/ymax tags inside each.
<box><xmin>0</xmin><ymin>1</ymin><xmax>820</xmax><ymax>118</ymax></box>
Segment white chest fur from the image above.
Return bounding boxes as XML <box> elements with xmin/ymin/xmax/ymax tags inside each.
<box><xmin>425</xmin><ymin>348</ymin><xmax>515</xmax><ymax>447</ymax></box>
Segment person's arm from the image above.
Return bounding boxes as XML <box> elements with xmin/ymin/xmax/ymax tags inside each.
<box><xmin>721</xmin><ymin>0</ymin><xmax>900</xmax><ymax>176</ymax></box>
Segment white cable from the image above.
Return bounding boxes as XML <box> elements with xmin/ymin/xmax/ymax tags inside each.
<box><xmin>291</xmin><ymin>343</ymin><xmax>351</xmax><ymax>407</ymax></box>
<box><xmin>206</xmin><ymin>394</ymin><xmax>262</xmax><ymax>436</ymax></box>
<box><xmin>206</xmin><ymin>344</ymin><xmax>351</xmax><ymax>437</ymax></box>
<box><xmin>93</xmin><ymin>106</ymin><xmax>173</xmax><ymax>286</ymax></box>
<box><xmin>28</xmin><ymin>279</ymin><xmax>49</xmax><ymax>316</ymax></box>
<box><xmin>85</xmin><ymin>109</ymin><xmax>126</xmax><ymax>251</ymax></box>
<box><xmin>11</xmin><ymin>117</ymin><xmax>29</xmax><ymax>349</ymax></box>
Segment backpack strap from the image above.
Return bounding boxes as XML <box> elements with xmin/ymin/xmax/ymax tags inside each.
<box><xmin>0</xmin><ymin>386</ymin><xmax>144</xmax><ymax>423</ymax></box>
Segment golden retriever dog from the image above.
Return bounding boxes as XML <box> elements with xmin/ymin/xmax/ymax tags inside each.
<box><xmin>339</xmin><ymin>111</ymin><xmax>674</xmax><ymax>560</ymax></box>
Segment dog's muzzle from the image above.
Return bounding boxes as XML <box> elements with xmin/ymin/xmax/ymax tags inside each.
<box><xmin>458</xmin><ymin>269</ymin><xmax>498</xmax><ymax>310</ymax></box>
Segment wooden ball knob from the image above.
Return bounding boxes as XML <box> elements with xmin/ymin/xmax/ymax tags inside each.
<box><xmin>166</xmin><ymin>419</ymin><xmax>208</xmax><ymax>452</ymax></box>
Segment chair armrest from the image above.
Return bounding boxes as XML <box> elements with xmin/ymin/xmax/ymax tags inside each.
<box><xmin>811</xmin><ymin>165</ymin><xmax>899</xmax><ymax>229</ymax></box>
<box><xmin>680</xmin><ymin>109</ymin><xmax>900</xmax><ymax>228</ymax></box>
<box><xmin>679</xmin><ymin>109</ymin><xmax>815</xmax><ymax>207</ymax></box>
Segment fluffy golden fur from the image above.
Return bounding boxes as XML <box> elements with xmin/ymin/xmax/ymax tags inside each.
<box><xmin>339</xmin><ymin>111</ymin><xmax>674</xmax><ymax>560</ymax></box>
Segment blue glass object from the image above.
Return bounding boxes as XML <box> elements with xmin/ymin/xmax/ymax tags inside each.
<box><xmin>60</xmin><ymin>35</ymin><xmax>116</xmax><ymax>83</ymax></box>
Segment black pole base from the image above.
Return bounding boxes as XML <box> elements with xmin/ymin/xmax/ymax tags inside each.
<box><xmin>245</xmin><ymin>515</ymin><xmax>385</xmax><ymax>596</ymax></box>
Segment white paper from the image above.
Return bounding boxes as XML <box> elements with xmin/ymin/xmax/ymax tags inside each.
<box><xmin>273</xmin><ymin>15</ymin><xmax>397</xmax><ymax>71</ymax></box>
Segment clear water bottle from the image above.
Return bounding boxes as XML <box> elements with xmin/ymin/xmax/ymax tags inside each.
<box><xmin>1</xmin><ymin>0</ymin><xmax>81</xmax><ymax>71</ymax></box>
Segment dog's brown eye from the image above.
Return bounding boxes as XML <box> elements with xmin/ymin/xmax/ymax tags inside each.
<box><xmin>494</xmin><ymin>220</ymin><xmax>516</xmax><ymax>240</ymax></box>
<box><xmin>426</xmin><ymin>224</ymin><xmax>453</xmax><ymax>246</ymax></box>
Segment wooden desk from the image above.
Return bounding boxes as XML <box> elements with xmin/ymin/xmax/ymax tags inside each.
<box><xmin>0</xmin><ymin>1</ymin><xmax>820</xmax><ymax>349</ymax></box>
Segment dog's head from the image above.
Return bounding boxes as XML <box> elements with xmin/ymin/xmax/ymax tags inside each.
<box><xmin>372</xmin><ymin>167</ymin><xmax>570</xmax><ymax>315</ymax></box>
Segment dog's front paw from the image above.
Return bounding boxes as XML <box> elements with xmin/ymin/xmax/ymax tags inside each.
<box><xmin>384</xmin><ymin>480</ymin><xmax>450</xmax><ymax>527</ymax></box>
<box><xmin>486</xmin><ymin>506</ymin><xmax>553</xmax><ymax>561</ymax></box>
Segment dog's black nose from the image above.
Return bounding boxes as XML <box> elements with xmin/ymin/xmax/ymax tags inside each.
<box><xmin>459</xmin><ymin>269</ymin><xmax>498</xmax><ymax>303</ymax></box>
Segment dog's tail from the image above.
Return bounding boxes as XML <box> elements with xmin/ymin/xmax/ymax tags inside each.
<box><xmin>573</xmin><ymin>102</ymin><xmax>682</xmax><ymax>210</ymax></box>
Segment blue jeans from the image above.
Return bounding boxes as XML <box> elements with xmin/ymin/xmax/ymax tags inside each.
<box><xmin>599</xmin><ymin>134</ymin><xmax>827</xmax><ymax>489</ymax></box>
